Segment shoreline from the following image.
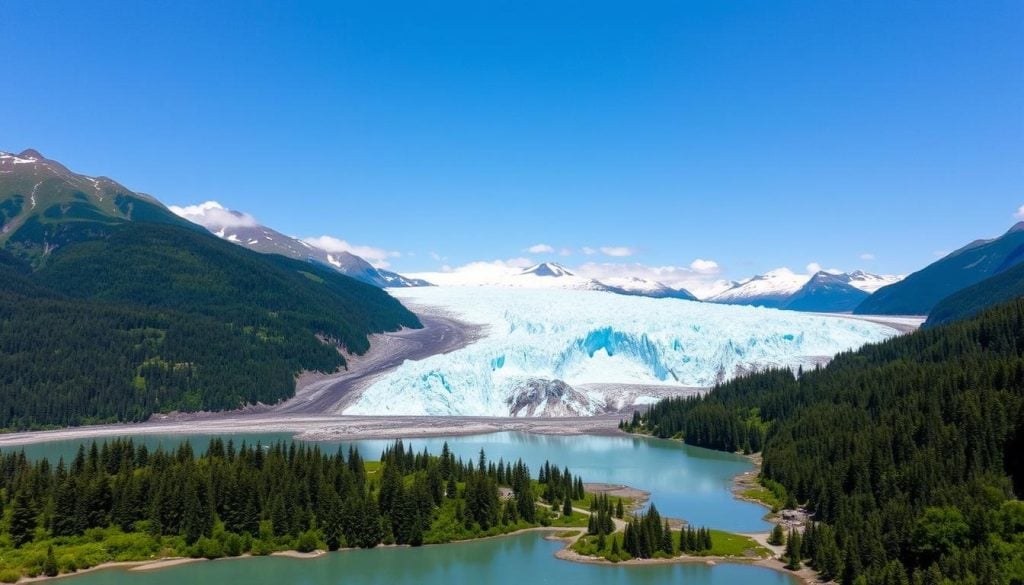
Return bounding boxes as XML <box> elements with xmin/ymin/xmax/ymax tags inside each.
<box><xmin>6</xmin><ymin>438</ymin><xmax>815</xmax><ymax>584</ymax></box>
<box><xmin>14</xmin><ymin>524</ymin><xmax>811</xmax><ymax>584</ymax></box>
<box><xmin>0</xmin><ymin>414</ymin><xmax>627</xmax><ymax>448</ymax></box>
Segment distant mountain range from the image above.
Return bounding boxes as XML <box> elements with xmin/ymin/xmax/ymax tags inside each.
<box><xmin>706</xmin><ymin>268</ymin><xmax>902</xmax><ymax>312</ymax></box>
<box><xmin>856</xmin><ymin>222</ymin><xmax>1024</xmax><ymax>315</ymax></box>
<box><xmin>414</xmin><ymin>261</ymin><xmax>698</xmax><ymax>300</ymax></box>
<box><xmin>169</xmin><ymin>202</ymin><xmax>429</xmax><ymax>288</ymax></box>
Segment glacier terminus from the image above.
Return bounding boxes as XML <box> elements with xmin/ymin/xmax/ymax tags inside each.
<box><xmin>344</xmin><ymin>287</ymin><xmax>902</xmax><ymax>417</ymax></box>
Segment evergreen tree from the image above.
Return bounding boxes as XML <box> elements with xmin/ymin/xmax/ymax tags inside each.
<box><xmin>785</xmin><ymin>529</ymin><xmax>802</xmax><ymax>570</ymax></box>
<box><xmin>8</xmin><ymin>490</ymin><xmax>36</xmax><ymax>547</ymax></box>
<box><xmin>768</xmin><ymin>524</ymin><xmax>785</xmax><ymax>546</ymax></box>
<box><xmin>43</xmin><ymin>545</ymin><xmax>58</xmax><ymax>577</ymax></box>
<box><xmin>661</xmin><ymin>520</ymin><xmax>674</xmax><ymax>554</ymax></box>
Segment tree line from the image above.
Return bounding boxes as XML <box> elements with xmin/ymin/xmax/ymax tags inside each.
<box><xmin>0</xmin><ymin>438</ymin><xmax>586</xmax><ymax>579</ymax></box>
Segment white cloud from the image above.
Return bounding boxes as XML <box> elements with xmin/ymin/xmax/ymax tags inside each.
<box><xmin>407</xmin><ymin>258</ymin><xmax>535</xmax><ymax>285</ymax></box>
<box><xmin>303</xmin><ymin>235</ymin><xmax>401</xmax><ymax>268</ymax></box>
<box><xmin>169</xmin><ymin>200</ymin><xmax>259</xmax><ymax>230</ymax></box>
<box><xmin>526</xmin><ymin>243</ymin><xmax>555</xmax><ymax>254</ymax></box>
<box><xmin>559</xmin><ymin>248</ymin><xmax>573</xmax><ymax>257</ymax></box>
<box><xmin>581</xmin><ymin>247</ymin><xmax>597</xmax><ymax>255</ymax></box>
<box><xmin>859</xmin><ymin>253</ymin><xmax>876</xmax><ymax>261</ymax></box>
<box><xmin>805</xmin><ymin>262</ymin><xmax>843</xmax><ymax>275</ymax></box>
<box><xmin>802</xmin><ymin>262</ymin><xmax>843</xmax><ymax>276</ymax></box>
<box><xmin>689</xmin><ymin>259</ymin><xmax>720</xmax><ymax>274</ymax></box>
<box><xmin>1015</xmin><ymin>204</ymin><xmax>1024</xmax><ymax>220</ymax></box>
<box><xmin>600</xmin><ymin>246</ymin><xmax>636</xmax><ymax>257</ymax></box>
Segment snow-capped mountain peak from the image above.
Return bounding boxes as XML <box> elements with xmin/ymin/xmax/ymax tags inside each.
<box><xmin>520</xmin><ymin>262</ymin><xmax>574</xmax><ymax>278</ymax></box>
<box><xmin>709</xmin><ymin>267</ymin><xmax>810</xmax><ymax>307</ymax></box>
<box><xmin>600</xmin><ymin>276</ymin><xmax>697</xmax><ymax>301</ymax></box>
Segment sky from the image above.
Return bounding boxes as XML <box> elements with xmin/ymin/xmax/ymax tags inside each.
<box><xmin>2</xmin><ymin>1</ymin><xmax>1022</xmax><ymax>293</ymax></box>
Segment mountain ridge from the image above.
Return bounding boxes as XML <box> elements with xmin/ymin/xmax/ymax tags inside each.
<box><xmin>855</xmin><ymin>221</ymin><xmax>1024</xmax><ymax>315</ymax></box>
<box><xmin>169</xmin><ymin>201</ymin><xmax>430</xmax><ymax>288</ymax></box>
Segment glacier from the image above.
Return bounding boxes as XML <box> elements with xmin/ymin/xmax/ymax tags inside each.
<box><xmin>344</xmin><ymin>287</ymin><xmax>901</xmax><ymax>417</ymax></box>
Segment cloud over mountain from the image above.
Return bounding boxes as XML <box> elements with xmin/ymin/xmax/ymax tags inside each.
<box><xmin>169</xmin><ymin>201</ymin><xmax>259</xmax><ymax>229</ymax></box>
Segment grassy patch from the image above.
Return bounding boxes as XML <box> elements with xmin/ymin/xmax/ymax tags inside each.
<box><xmin>703</xmin><ymin>530</ymin><xmax>770</xmax><ymax>558</ymax></box>
<box><xmin>422</xmin><ymin>499</ymin><xmax>534</xmax><ymax>544</ymax></box>
<box><xmin>571</xmin><ymin>533</ymin><xmax>633</xmax><ymax>563</ymax></box>
<box><xmin>739</xmin><ymin>485</ymin><xmax>782</xmax><ymax>511</ymax></box>
<box><xmin>547</xmin><ymin>511</ymin><xmax>590</xmax><ymax>528</ymax></box>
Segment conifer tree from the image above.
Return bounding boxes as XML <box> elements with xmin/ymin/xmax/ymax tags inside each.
<box><xmin>9</xmin><ymin>490</ymin><xmax>36</xmax><ymax>547</ymax></box>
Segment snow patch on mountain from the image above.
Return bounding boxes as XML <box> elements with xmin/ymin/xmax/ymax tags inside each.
<box><xmin>344</xmin><ymin>287</ymin><xmax>901</xmax><ymax>417</ymax></box>
<box><xmin>839</xmin><ymin>270</ymin><xmax>904</xmax><ymax>293</ymax></box>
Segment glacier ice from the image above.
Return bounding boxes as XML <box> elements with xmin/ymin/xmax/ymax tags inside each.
<box><xmin>344</xmin><ymin>287</ymin><xmax>901</xmax><ymax>417</ymax></box>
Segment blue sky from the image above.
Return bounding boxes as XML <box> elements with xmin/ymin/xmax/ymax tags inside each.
<box><xmin>2</xmin><ymin>1</ymin><xmax>1022</xmax><ymax>290</ymax></box>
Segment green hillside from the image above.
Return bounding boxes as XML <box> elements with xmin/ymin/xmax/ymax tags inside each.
<box><xmin>0</xmin><ymin>151</ymin><xmax>421</xmax><ymax>429</ymax></box>
<box><xmin>0</xmin><ymin>150</ymin><xmax>198</xmax><ymax>266</ymax></box>
<box><xmin>925</xmin><ymin>262</ymin><xmax>1024</xmax><ymax>327</ymax></box>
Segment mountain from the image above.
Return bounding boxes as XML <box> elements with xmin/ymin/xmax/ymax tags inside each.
<box><xmin>513</xmin><ymin>262</ymin><xmax>615</xmax><ymax>291</ymax></box>
<box><xmin>0</xmin><ymin>149</ymin><xmax>197</xmax><ymax>265</ymax></box>
<box><xmin>855</xmin><ymin>222</ymin><xmax>1024</xmax><ymax>315</ymax></box>
<box><xmin>520</xmin><ymin>262</ymin><xmax>575</xmax><ymax>278</ymax></box>
<box><xmin>706</xmin><ymin>268</ymin><xmax>810</xmax><ymax>307</ymax></box>
<box><xmin>170</xmin><ymin>201</ymin><xmax>430</xmax><ymax>288</ymax></box>
<box><xmin>708</xmin><ymin>268</ymin><xmax>902</xmax><ymax>310</ymax></box>
<box><xmin>600</xmin><ymin>276</ymin><xmax>698</xmax><ymax>300</ymax></box>
<box><xmin>0</xmin><ymin>150</ymin><xmax>420</xmax><ymax>429</ymax></box>
<box><xmin>925</xmin><ymin>261</ymin><xmax>1024</xmax><ymax>327</ymax></box>
<box><xmin>781</xmin><ymin>271</ymin><xmax>870</xmax><ymax>312</ymax></box>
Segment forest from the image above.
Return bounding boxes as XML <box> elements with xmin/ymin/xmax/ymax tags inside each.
<box><xmin>0</xmin><ymin>439</ymin><xmax>594</xmax><ymax>581</ymax></box>
<box><xmin>0</xmin><ymin>222</ymin><xmax>419</xmax><ymax>429</ymax></box>
<box><xmin>625</xmin><ymin>298</ymin><xmax>1024</xmax><ymax>584</ymax></box>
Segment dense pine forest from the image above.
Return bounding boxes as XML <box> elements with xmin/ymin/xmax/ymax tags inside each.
<box><xmin>624</xmin><ymin>299</ymin><xmax>1024</xmax><ymax>583</ymax></box>
<box><xmin>0</xmin><ymin>223</ymin><xmax>419</xmax><ymax>430</ymax></box>
<box><xmin>0</xmin><ymin>439</ymin><xmax>595</xmax><ymax>581</ymax></box>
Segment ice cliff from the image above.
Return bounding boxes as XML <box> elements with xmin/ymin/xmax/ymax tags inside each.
<box><xmin>344</xmin><ymin>287</ymin><xmax>900</xmax><ymax>416</ymax></box>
